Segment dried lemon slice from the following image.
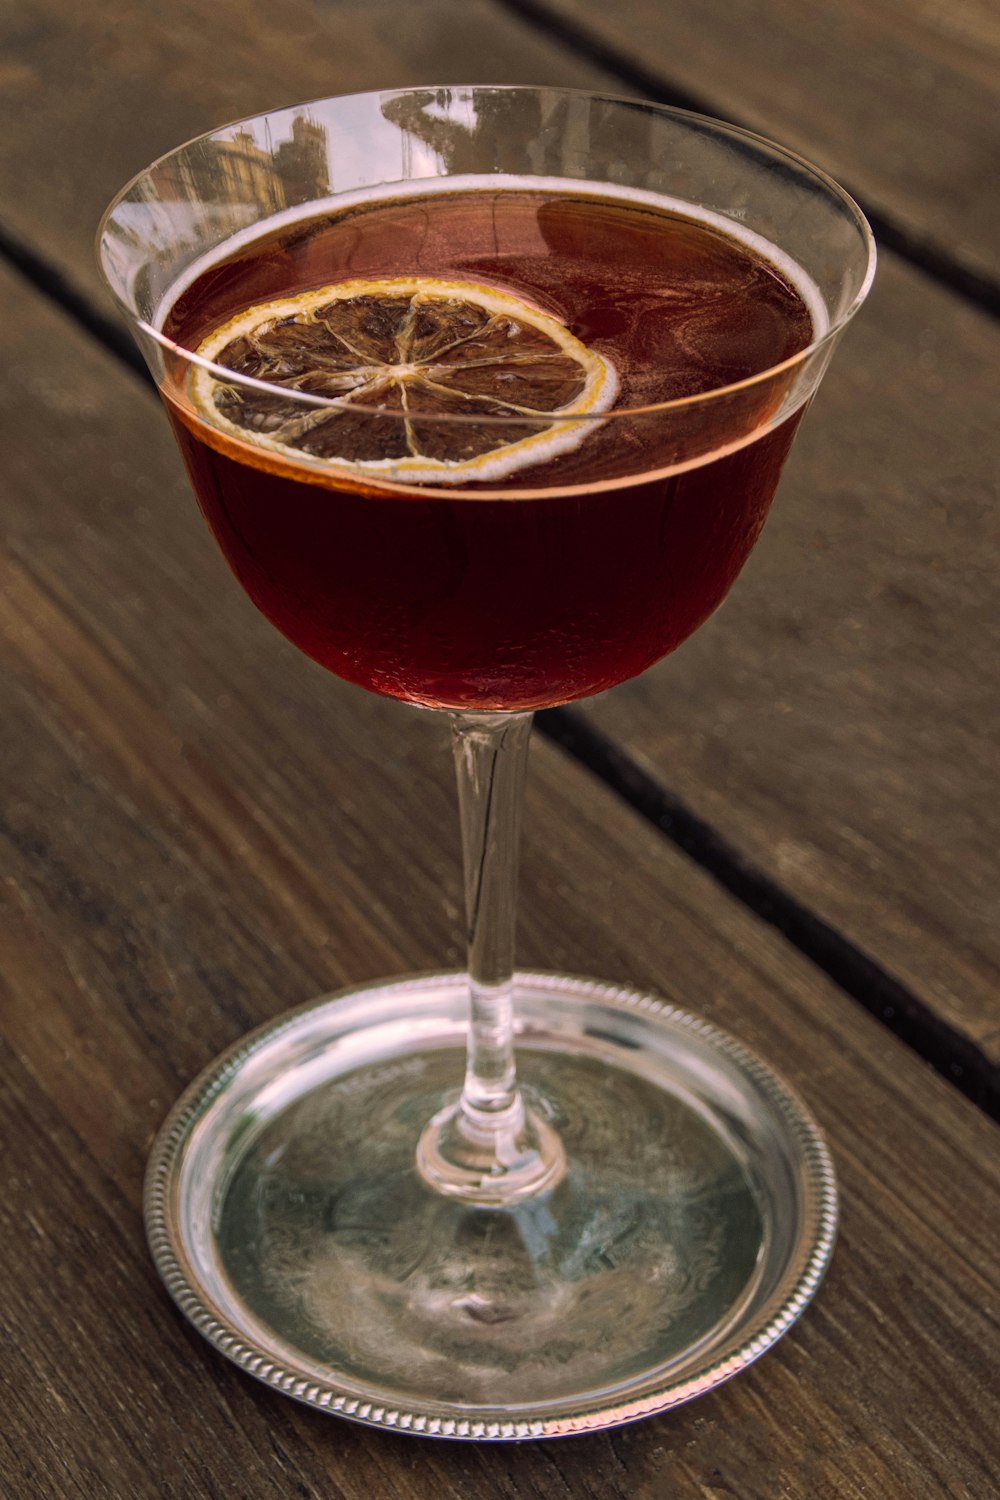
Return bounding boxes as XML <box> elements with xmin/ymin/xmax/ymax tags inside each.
<box><xmin>189</xmin><ymin>276</ymin><xmax>618</xmax><ymax>483</ymax></box>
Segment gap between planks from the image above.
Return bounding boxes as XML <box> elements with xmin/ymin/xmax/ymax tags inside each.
<box><xmin>493</xmin><ymin>0</ymin><xmax>1000</xmax><ymax>323</ymax></box>
<box><xmin>1</xmin><ymin>212</ymin><xmax>995</xmax><ymax>1124</ymax></box>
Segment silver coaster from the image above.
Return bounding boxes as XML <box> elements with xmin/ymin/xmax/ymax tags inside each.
<box><xmin>145</xmin><ymin>973</ymin><xmax>837</xmax><ymax>1439</ymax></box>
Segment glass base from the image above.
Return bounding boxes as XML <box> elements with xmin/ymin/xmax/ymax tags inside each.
<box><xmin>145</xmin><ymin>973</ymin><xmax>837</xmax><ymax>1439</ymax></box>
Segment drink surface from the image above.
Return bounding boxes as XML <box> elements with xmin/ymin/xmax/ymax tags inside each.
<box><xmin>162</xmin><ymin>186</ymin><xmax>815</xmax><ymax>709</ymax></box>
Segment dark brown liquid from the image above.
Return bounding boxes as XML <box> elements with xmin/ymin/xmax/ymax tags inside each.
<box><xmin>163</xmin><ymin>189</ymin><xmax>813</xmax><ymax>708</ymax></box>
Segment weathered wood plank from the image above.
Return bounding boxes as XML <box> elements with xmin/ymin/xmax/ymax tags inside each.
<box><xmin>0</xmin><ymin>2</ymin><xmax>996</xmax><ymax>1105</ymax></box>
<box><xmin>0</xmin><ymin>0</ymin><xmax>620</xmax><ymax>310</ymax></box>
<box><xmin>2</xmin><ymin>259</ymin><xmax>999</xmax><ymax>1498</ymax></box>
<box><xmin>533</xmin><ymin>0</ymin><xmax>1000</xmax><ymax>288</ymax></box>
<box><xmin>581</xmin><ymin>248</ymin><xmax>1000</xmax><ymax>1065</ymax></box>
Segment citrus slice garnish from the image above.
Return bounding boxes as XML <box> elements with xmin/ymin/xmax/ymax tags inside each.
<box><xmin>189</xmin><ymin>276</ymin><xmax>618</xmax><ymax>483</ymax></box>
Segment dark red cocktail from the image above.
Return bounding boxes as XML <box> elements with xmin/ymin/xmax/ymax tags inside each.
<box><xmin>162</xmin><ymin>188</ymin><xmax>813</xmax><ymax>709</ymax></box>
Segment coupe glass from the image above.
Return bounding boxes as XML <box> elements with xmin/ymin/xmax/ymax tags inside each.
<box><xmin>99</xmin><ymin>87</ymin><xmax>874</xmax><ymax>1438</ymax></box>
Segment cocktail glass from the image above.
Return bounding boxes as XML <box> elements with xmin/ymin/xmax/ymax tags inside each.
<box><xmin>99</xmin><ymin>86</ymin><xmax>874</xmax><ymax>1438</ymax></box>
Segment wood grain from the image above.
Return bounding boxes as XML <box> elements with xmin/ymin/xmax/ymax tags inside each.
<box><xmin>0</xmin><ymin>0</ymin><xmax>620</xmax><ymax>310</ymax></box>
<box><xmin>535</xmin><ymin>0</ymin><xmax>1000</xmax><ymax>288</ymax></box>
<box><xmin>582</xmin><ymin>249</ymin><xmax>1000</xmax><ymax>1065</ymax></box>
<box><xmin>1</xmin><ymin>0</ymin><xmax>998</xmax><ymax>1063</ymax></box>
<box><xmin>2</xmin><ymin>256</ymin><xmax>999</xmax><ymax>1499</ymax></box>
<box><xmin>2</xmin><ymin>3</ymin><xmax>999</xmax><ymax>1489</ymax></box>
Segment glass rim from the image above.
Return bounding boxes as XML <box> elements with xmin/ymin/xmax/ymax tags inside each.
<box><xmin>97</xmin><ymin>84</ymin><xmax>877</xmax><ymax>428</ymax></box>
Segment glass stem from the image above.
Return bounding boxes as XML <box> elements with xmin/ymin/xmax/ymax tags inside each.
<box><xmin>453</xmin><ymin>710</ymin><xmax>531</xmax><ymax>1122</ymax></box>
<box><xmin>416</xmin><ymin>710</ymin><xmax>565</xmax><ymax>1204</ymax></box>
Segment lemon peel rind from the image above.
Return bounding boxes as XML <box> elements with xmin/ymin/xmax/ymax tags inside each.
<box><xmin>188</xmin><ymin>277</ymin><xmax>619</xmax><ymax>485</ymax></box>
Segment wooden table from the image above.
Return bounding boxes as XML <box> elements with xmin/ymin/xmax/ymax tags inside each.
<box><xmin>1</xmin><ymin>3</ymin><xmax>998</xmax><ymax>1495</ymax></box>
